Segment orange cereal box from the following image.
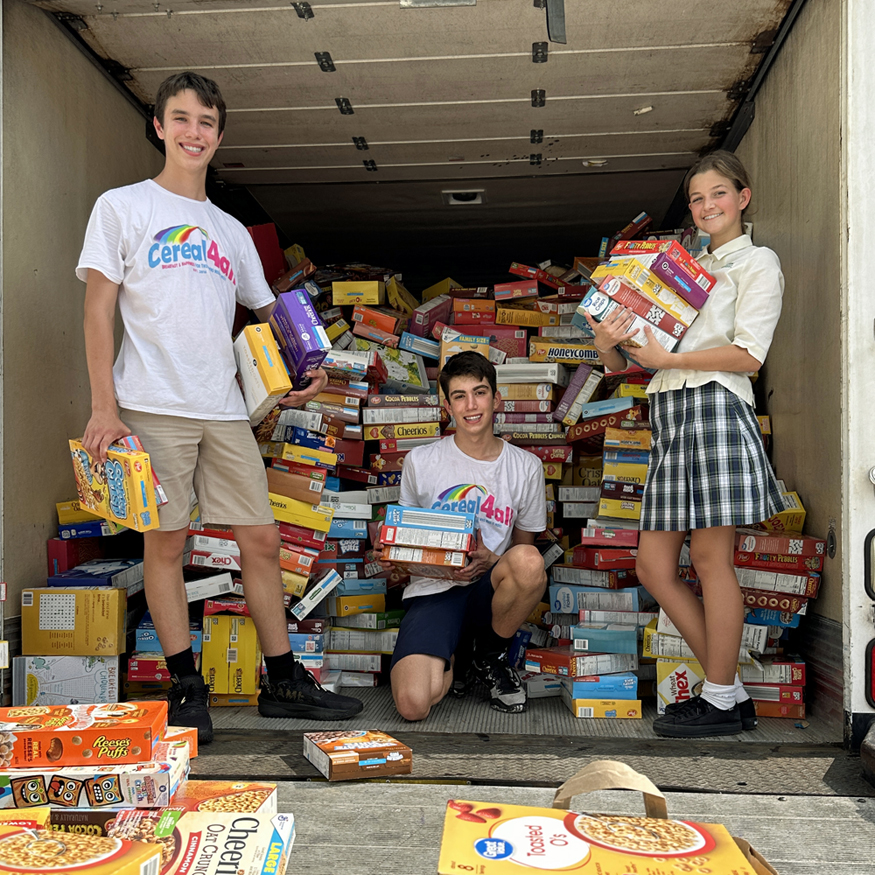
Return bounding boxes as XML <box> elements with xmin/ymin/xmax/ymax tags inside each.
<box><xmin>438</xmin><ymin>762</ymin><xmax>766</xmax><ymax>875</ymax></box>
<box><xmin>0</xmin><ymin>817</ymin><xmax>161</xmax><ymax>875</ymax></box>
<box><xmin>303</xmin><ymin>729</ymin><xmax>412</xmax><ymax>781</ymax></box>
<box><xmin>0</xmin><ymin>702</ymin><xmax>167</xmax><ymax>768</ymax></box>
<box><xmin>170</xmin><ymin>780</ymin><xmax>277</xmax><ymax>815</ymax></box>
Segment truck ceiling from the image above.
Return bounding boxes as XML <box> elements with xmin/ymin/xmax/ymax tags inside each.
<box><xmin>38</xmin><ymin>0</ymin><xmax>797</xmax><ymax>286</ymax></box>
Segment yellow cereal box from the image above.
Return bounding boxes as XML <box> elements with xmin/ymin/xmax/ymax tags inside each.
<box><xmin>69</xmin><ymin>440</ymin><xmax>160</xmax><ymax>532</ymax></box>
<box><xmin>438</xmin><ymin>768</ymin><xmax>761</xmax><ymax>874</ymax></box>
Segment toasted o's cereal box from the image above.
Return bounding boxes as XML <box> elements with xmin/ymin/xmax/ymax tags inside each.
<box><xmin>69</xmin><ymin>439</ymin><xmax>160</xmax><ymax>532</ymax></box>
<box><xmin>0</xmin><ymin>817</ymin><xmax>161</xmax><ymax>875</ymax></box>
<box><xmin>438</xmin><ymin>799</ymin><xmax>759</xmax><ymax>874</ymax></box>
<box><xmin>0</xmin><ymin>701</ymin><xmax>167</xmax><ymax>768</ymax></box>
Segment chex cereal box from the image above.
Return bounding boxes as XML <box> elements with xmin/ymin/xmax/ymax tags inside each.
<box><xmin>438</xmin><ymin>799</ymin><xmax>760</xmax><ymax>873</ymax></box>
<box><xmin>69</xmin><ymin>439</ymin><xmax>160</xmax><ymax>532</ymax></box>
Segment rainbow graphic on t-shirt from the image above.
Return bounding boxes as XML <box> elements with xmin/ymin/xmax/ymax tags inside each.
<box><xmin>153</xmin><ymin>224</ymin><xmax>210</xmax><ymax>244</ymax></box>
<box><xmin>432</xmin><ymin>483</ymin><xmax>514</xmax><ymax>528</ymax></box>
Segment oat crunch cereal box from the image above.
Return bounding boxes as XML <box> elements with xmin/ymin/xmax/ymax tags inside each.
<box><xmin>438</xmin><ymin>800</ymin><xmax>759</xmax><ymax>874</ymax></box>
<box><xmin>104</xmin><ymin>809</ymin><xmax>295</xmax><ymax>875</ymax></box>
<box><xmin>0</xmin><ymin>817</ymin><xmax>162</xmax><ymax>875</ymax></box>
<box><xmin>0</xmin><ymin>702</ymin><xmax>167</xmax><ymax>768</ymax></box>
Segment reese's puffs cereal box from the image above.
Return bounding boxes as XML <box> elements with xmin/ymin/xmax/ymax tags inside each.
<box><xmin>438</xmin><ymin>799</ymin><xmax>761</xmax><ymax>874</ymax></box>
<box><xmin>0</xmin><ymin>702</ymin><xmax>167</xmax><ymax>768</ymax></box>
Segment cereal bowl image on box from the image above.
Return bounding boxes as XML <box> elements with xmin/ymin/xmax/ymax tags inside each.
<box><xmin>0</xmin><ymin>828</ymin><xmax>126</xmax><ymax>871</ymax></box>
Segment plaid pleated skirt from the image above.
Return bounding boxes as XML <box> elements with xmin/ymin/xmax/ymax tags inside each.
<box><xmin>640</xmin><ymin>382</ymin><xmax>787</xmax><ymax>531</ymax></box>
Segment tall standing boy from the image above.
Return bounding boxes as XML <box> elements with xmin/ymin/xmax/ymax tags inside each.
<box><xmin>389</xmin><ymin>352</ymin><xmax>548</xmax><ymax>720</ymax></box>
<box><xmin>77</xmin><ymin>72</ymin><xmax>363</xmax><ymax>744</ymax></box>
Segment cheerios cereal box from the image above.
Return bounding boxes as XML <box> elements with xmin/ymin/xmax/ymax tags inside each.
<box><xmin>69</xmin><ymin>439</ymin><xmax>160</xmax><ymax>532</ymax></box>
<box><xmin>438</xmin><ymin>800</ymin><xmax>761</xmax><ymax>874</ymax></box>
<box><xmin>0</xmin><ymin>817</ymin><xmax>161</xmax><ymax>875</ymax></box>
<box><xmin>0</xmin><ymin>701</ymin><xmax>167</xmax><ymax>768</ymax></box>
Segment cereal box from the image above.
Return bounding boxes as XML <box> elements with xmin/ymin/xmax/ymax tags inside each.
<box><xmin>0</xmin><ymin>740</ymin><xmax>190</xmax><ymax>810</ymax></box>
<box><xmin>269</xmin><ymin>289</ymin><xmax>331</xmax><ymax>389</ymax></box>
<box><xmin>105</xmin><ymin>809</ymin><xmax>295</xmax><ymax>874</ymax></box>
<box><xmin>438</xmin><ymin>764</ymin><xmax>763</xmax><ymax>874</ymax></box>
<box><xmin>0</xmin><ymin>819</ymin><xmax>162</xmax><ymax>874</ymax></box>
<box><xmin>69</xmin><ymin>439</ymin><xmax>160</xmax><ymax>532</ymax></box>
<box><xmin>303</xmin><ymin>730</ymin><xmax>412</xmax><ymax>781</ymax></box>
<box><xmin>233</xmin><ymin>323</ymin><xmax>293</xmax><ymax>425</ymax></box>
<box><xmin>12</xmin><ymin>656</ymin><xmax>120</xmax><ymax>707</ymax></box>
<box><xmin>0</xmin><ymin>702</ymin><xmax>167</xmax><ymax>768</ymax></box>
<box><xmin>171</xmin><ymin>780</ymin><xmax>277</xmax><ymax>815</ymax></box>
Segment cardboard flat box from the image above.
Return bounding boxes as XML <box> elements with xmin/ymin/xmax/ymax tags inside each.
<box><xmin>325</xmin><ymin>594</ymin><xmax>387</xmax><ymax>616</ymax></box>
<box><xmin>56</xmin><ymin>500</ymin><xmax>102</xmax><ymax>525</ymax></box>
<box><xmin>528</xmin><ymin>338</ymin><xmax>600</xmax><ymax>366</ymax></box>
<box><xmin>46</xmin><ymin>536</ymin><xmax>105</xmax><ymax>576</ymax></box>
<box><xmin>69</xmin><ymin>439</ymin><xmax>159</xmax><ymax>532</ymax></box>
<box><xmin>270</xmin><ymin>290</ymin><xmax>331</xmax><ymax>389</ymax></box>
<box><xmin>21</xmin><ymin>588</ymin><xmax>126</xmax><ymax>656</ymax></box>
<box><xmin>268</xmin><ymin>493</ymin><xmax>335</xmax><ymax>532</ymax></box>
<box><xmin>47</xmin><ymin>559</ymin><xmax>144</xmax><ymax>594</ymax></box>
<box><xmin>754</xmin><ymin>491</ymin><xmax>806</xmax><ymax>533</ymax></box>
<box><xmin>201</xmin><ymin>615</ymin><xmax>261</xmax><ymax>695</ymax></box>
<box><xmin>421</xmin><ymin>277</ymin><xmax>461</xmax><ymax>302</ymax></box>
<box><xmin>561</xmin><ymin>693</ymin><xmax>643</xmax><ymax>718</ymax></box>
<box><xmin>0</xmin><ymin>701</ymin><xmax>167</xmax><ymax>767</ymax></box>
<box><xmin>128</xmin><ymin>651</ymin><xmax>202</xmax><ymax>682</ymax></box>
<box><xmin>12</xmin><ymin>656</ymin><xmax>120</xmax><ymax>707</ymax></box>
<box><xmin>303</xmin><ymin>730</ymin><xmax>411</xmax><ymax>781</ymax></box>
<box><xmin>171</xmin><ymin>779</ymin><xmax>278</xmax><ymax>814</ymax></box>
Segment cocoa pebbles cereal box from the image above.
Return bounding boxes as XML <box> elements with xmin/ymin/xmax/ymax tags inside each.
<box><xmin>0</xmin><ymin>818</ymin><xmax>162</xmax><ymax>875</ymax></box>
<box><xmin>0</xmin><ymin>702</ymin><xmax>167</xmax><ymax>768</ymax></box>
<box><xmin>103</xmin><ymin>809</ymin><xmax>295</xmax><ymax>875</ymax></box>
<box><xmin>438</xmin><ymin>800</ymin><xmax>761</xmax><ymax>874</ymax></box>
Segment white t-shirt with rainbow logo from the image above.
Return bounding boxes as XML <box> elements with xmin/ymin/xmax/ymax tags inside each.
<box><xmin>77</xmin><ymin>179</ymin><xmax>275</xmax><ymax>420</ymax></box>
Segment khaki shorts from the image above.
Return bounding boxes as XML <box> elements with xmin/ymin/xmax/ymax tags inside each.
<box><xmin>120</xmin><ymin>410</ymin><xmax>275</xmax><ymax>532</ymax></box>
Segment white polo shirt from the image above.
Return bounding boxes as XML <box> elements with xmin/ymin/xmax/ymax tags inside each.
<box><xmin>646</xmin><ymin>235</ymin><xmax>784</xmax><ymax>406</ymax></box>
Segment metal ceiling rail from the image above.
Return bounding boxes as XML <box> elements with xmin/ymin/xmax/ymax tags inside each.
<box><xmin>219</xmin><ymin>151</ymin><xmax>694</xmax><ymax>171</ymax></box>
<box><xmin>99</xmin><ymin>1</ymin><xmax>398</xmax><ymax>18</ymax></box>
<box><xmin>229</xmin><ymin>89</ymin><xmax>724</xmax><ymax>113</ymax></box>
<box><xmin>217</xmin><ymin>127</ymin><xmax>708</xmax><ymax>149</ymax></box>
<box><xmin>136</xmin><ymin>43</ymin><xmax>748</xmax><ymax>73</ymax></box>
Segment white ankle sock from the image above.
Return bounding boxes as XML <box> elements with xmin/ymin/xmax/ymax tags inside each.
<box><xmin>734</xmin><ymin>673</ymin><xmax>750</xmax><ymax>704</ymax></box>
<box><xmin>701</xmin><ymin>680</ymin><xmax>737</xmax><ymax>711</ymax></box>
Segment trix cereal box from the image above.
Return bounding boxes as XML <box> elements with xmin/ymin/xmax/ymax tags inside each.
<box><xmin>303</xmin><ymin>730</ymin><xmax>412</xmax><ymax>781</ymax></box>
<box><xmin>0</xmin><ymin>819</ymin><xmax>162</xmax><ymax>875</ymax></box>
<box><xmin>438</xmin><ymin>800</ymin><xmax>761</xmax><ymax>873</ymax></box>
<box><xmin>0</xmin><ymin>740</ymin><xmax>190</xmax><ymax>810</ymax></box>
<box><xmin>0</xmin><ymin>702</ymin><xmax>167</xmax><ymax>768</ymax></box>
<box><xmin>69</xmin><ymin>439</ymin><xmax>160</xmax><ymax>532</ymax></box>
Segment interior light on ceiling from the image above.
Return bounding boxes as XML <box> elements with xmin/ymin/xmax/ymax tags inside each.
<box><xmin>582</xmin><ymin>159</ymin><xmax>608</xmax><ymax>167</ymax></box>
<box><xmin>442</xmin><ymin>189</ymin><xmax>486</xmax><ymax>205</ymax></box>
<box><xmin>633</xmin><ymin>105</ymin><xmax>654</xmax><ymax>115</ymax></box>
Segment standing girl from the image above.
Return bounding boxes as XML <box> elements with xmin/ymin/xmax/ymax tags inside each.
<box><xmin>584</xmin><ymin>150</ymin><xmax>786</xmax><ymax>737</ymax></box>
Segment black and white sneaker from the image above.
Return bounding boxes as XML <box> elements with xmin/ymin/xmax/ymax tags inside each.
<box><xmin>258</xmin><ymin>663</ymin><xmax>364</xmax><ymax>720</ymax></box>
<box><xmin>471</xmin><ymin>650</ymin><xmax>527</xmax><ymax>713</ymax></box>
<box><xmin>653</xmin><ymin>695</ymin><xmax>742</xmax><ymax>738</ymax></box>
<box><xmin>168</xmin><ymin>674</ymin><xmax>213</xmax><ymax>746</ymax></box>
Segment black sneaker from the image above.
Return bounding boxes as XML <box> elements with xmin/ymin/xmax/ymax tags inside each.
<box><xmin>258</xmin><ymin>663</ymin><xmax>364</xmax><ymax>720</ymax></box>
<box><xmin>168</xmin><ymin>674</ymin><xmax>213</xmax><ymax>746</ymax></box>
<box><xmin>653</xmin><ymin>695</ymin><xmax>742</xmax><ymax>738</ymax></box>
<box><xmin>664</xmin><ymin>696</ymin><xmax>757</xmax><ymax>731</ymax></box>
<box><xmin>470</xmin><ymin>650</ymin><xmax>527</xmax><ymax>713</ymax></box>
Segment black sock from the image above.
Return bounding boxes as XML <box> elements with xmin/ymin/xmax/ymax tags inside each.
<box><xmin>165</xmin><ymin>647</ymin><xmax>198</xmax><ymax>680</ymax></box>
<box><xmin>476</xmin><ymin>624</ymin><xmax>514</xmax><ymax>656</ymax></box>
<box><xmin>264</xmin><ymin>651</ymin><xmax>298</xmax><ymax>683</ymax></box>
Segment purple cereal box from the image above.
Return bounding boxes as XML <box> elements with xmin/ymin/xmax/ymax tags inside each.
<box><xmin>270</xmin><ymin>289</ymin><xmax>332</xmax><ymax>389</ymax></box>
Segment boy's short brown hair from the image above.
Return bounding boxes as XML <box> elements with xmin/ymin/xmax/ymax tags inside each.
<box><xmin>439</xmin><ymin>351</ymin><xmax>497</xmax><ymax>398</ymax></box>
<box><xmin>154</xmin><ymin>72</ymin><xmax>227</xmax><ymax>134</ymax></box>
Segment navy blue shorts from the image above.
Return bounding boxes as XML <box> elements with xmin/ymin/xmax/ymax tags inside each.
<box><xmin>390</xmin><ymin>567</ymin><xmax>496</xmax><ymax>670</ymax></box>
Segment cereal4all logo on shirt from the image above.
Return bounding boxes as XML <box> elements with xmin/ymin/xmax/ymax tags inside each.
<box><xmin>148</xmin><ymin>224</ymin><xmax>237</xmax><ymax>285</ymax></box>
<box><xmin>433</xmin><ymin>484</ymin><xmax>514</xmax><ymax>529</ymax></box>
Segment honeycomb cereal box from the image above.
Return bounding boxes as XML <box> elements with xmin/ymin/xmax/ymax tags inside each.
<box><xmin>69</xmin><ymin>439</ymin><xmax>160</xmax><ymax>532</ymax></box>
<box><xmin>0</xmin><ymin>701</ymin><xmax>167</xmax><ymax>768</ymax></box>
<box><xmin>0</xmin><ymin>816</ymin><xmax>162</xmax><ymax>875</ymax></box>
<box><xmin>438</xmin><ymin>799</ymin><xmax>760</xmax><ymax>874</ymax></box>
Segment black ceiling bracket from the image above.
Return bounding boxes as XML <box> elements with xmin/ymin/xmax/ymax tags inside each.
<box><xmin>363</xmin><ymin>160</ymin><xmax>378</xmax><ymax>172</ymax></box>
<box><xmin>532</xmin><ymin>42</ymin><xmax>548</xmax><ymax>63</ymax></box>
<box><xmin>57</xmin><ymin>12</ymin><xmax>88</xmax><ymax>31</ymax></box>
<box><xmin>315</xmin><ymin>52</ymin><xmax>336</xmax><ymax>72</ymax></box>
<box><xmin>530</xmin><ymin>153</ymin><xmax>542</xmax><ymax>166</ymax></box>
<box><xmin>336</xmin><ymin>97</ymin><xmax>354</xmax><ymax>115</ymax></box>
<box><xmin>353</xmin><ymin>137</ymin><xmax>369</xmax><ymax>151</ymax></box>
<box><xmin>530</xmin><ymin>129</ymin><xmax>544</xmax><ymax>144</ymax></box>
<box><xmin>292</xmin><ymin>2</ymin><xmax>314</xmax><ymax>20</ymax></box>
<box><xmin>531</xmin><ymin>89</ymin><xmax>546</xmax><ymax>108</ymax></box>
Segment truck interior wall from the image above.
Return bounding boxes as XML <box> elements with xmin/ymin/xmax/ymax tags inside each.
<box><xmin>735</xmin><ymin>0</ymin><xmax>843</xmax><ymax>722</ymax></box>
<box><xmin>0</xmin><ymin>0</ymin><xmax>164</xmax><ymax>671</ymax></box>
